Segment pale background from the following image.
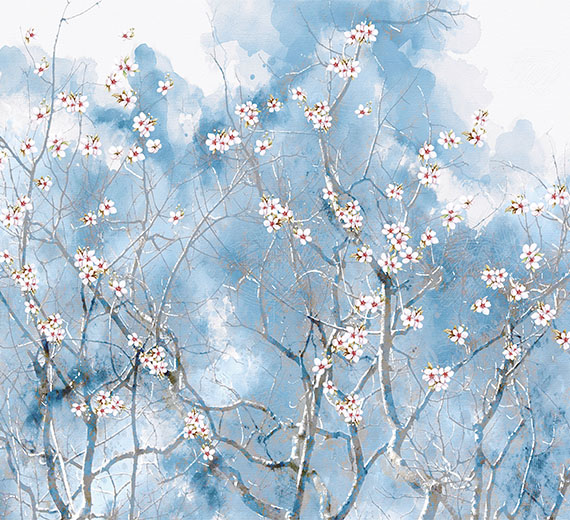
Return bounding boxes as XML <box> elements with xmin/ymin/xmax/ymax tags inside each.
<box><xmin>0</xmin><ymin>0</ymin><xmax>568</xmax><ymax>150</ymax></box>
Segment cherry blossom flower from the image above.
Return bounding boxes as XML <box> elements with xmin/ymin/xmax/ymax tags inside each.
<box><xmin>502</xmin><ymin>342</ymin><xmax>521</xmax><ymax>361</ymax></box>
<box><xmin>323</xmin><ymin>379</ymin><xmax>336</xmax><ymax>395</ymax></box>
<box><xmin>506</xmin><ymin>195</ymin><xmax>529</xmax><ymax>215</ymax></box>
<box><xmin>418</xmin><ymin>142</ymin><xmax>436</xmax><ymax>162</ymax></box>
<box><xmin>290</xmin><ymin>86</ymin><xmax>307</xmax><ymax>102</ymax></box>
<box><xmin>386</xmin><ymin>183</ymin><xmax>403</xmax><ymax>200</ymax></box>
<box><xmin>420</xmin><ymin>228</ymin><xmax>439</xmax><ymax>247</ymax></box>
<box><xmin>20</xmin><ymin>138</ymin><xmax>37</xmax><ymax>157</ymax></box>
<box><xmin>128</xmin><ymin>333</ymin><xmax>143</xmax><ymax>348</ymax></box>
<box><xmin>441</xmin><ymin>204</ymin><xmax>462</xmax><ymax>230</ymax></box>
<box><xmin>345</xmin><ymin>21</ymin><xmax>378</xmax><ymax>45</ymax></box>
<box><xmin>355</xmin><ymin>103</ymin><xmax>372</xmax><ymax>118</ymax></box>
<box><xmin>157</xmin><ymin>77</ymin><xmax>174</xmax><ymax>95</ymax></box>
<box><xmin>127</xmin><ymin>144</ymin><xmax>145</xmax><ymax>163</ymax></box>
<box><xmin>460</xmin><ymin>195</ymin><xmax>474</xmax><ymax>209</ymax></box>
<box><xmin>25</xmin><ymin>300</ymin><xmax>39</xmax><ymax>315</ymax></box>
<box><xmin>202</xmin><ymin>444</ymin><xmax>215</xmax><ymax>461</ymax></box>
<box><xmin>183</xmin><ymin>409</ymin><xmax>211</xmax><ymax>441</ymax></box>
<box><xmin>255</xmin><ymin>139</ymin><xmax>272</xmax><ymax>156</ymax></box>
<box><xmin>354</xmin><ymin>246</ymin><xmax>373</xmax><ymax>263</ymax></box>
<box><xmin>24</xmin><ymin>28</ymin><xmax>37</xmax><ymax>44</ymax></box>
<box><xmin>417</xmin><ymin>163</ymin><xmax>440</xmax><ymax>188</ymax></box>
<box><xmin>445</xmin><ymin>325</ymin><xmax>468</xmax><ymax>345</ymax></box>
<box><xmin>530</xmin><ymin>202</ymin><xmax>545</xmax><ymax>216</ymax></box>
<box><xmin>322</xmin><ymin>183</ymin><xmax>337</xmax><ymax>201</ymax></box>
<box><xmin>71</xmin><ymin>402</ymin><xmax>87</xmax><ymax>417</ymax></box>
<box><xmin>437</xmin><ymin>130</ymin><xmax>461</xmax><ymax>150</ymax></box>
<box><xmin>267</xmin><ymin>95</ymin><xmax>282</xmax><ymax>112</ymax></box>
<box><xmin>116</xmin><ymin>56</ymin><xmax>139</xmax><ymax>77</ymax></box>
<box><xmin>97</xmin><ymin>199</ymin><xmax>116</xmax><ymax>218</ymax></box>
<box><xmin>531</xmin><ymin>303</ymin><xmax>555</xmax><ymax>327</ymax></box>
<box><xmin>109</xmin><ymin>279</ymin><xmax>127</xmax><ymax>298</ymax></box>
<box><xmin>81</xmin><ymin>212</ymin><xmax>98</xmax><ymax>226</ymax></box>
<box><xmin>120</xmin><ymin>27</ymin><xmax>135</xmax><ymax>40</ymax></box>
<box><xmin>510</xmin><ymin>280</ymin><xmax>529</xmax><ymax>301</ymax></box>
<box><xmin>48</xmin><ymin>135</ymin><xmax>69</xmax><ymax>158</ymax></box>
<box><xmin>293</xmin><ymin>228</ymin><xmax>312</xmax><ymax>245</ymax></box>
<box><xmin>520</xmin><ymin>243</ymin><xmax>543</xmax><ymax>270</ymax></box>
<box><xmin>399</xmin><ymin>247</ymin><xmax>420</xmax><ymax>264</ymax></box>
<box><xmin>0</xmin><ymin>250</ymin><xmax>14</xmax><ymax>264</ymax></box>
<box><xmin>472</xmin><ymin>109</ymin><xmax>488</xmax><ymax>127</ymax></box>
<box><xmin>554</xmin><ymin>329</ymin><xmax>570</xmax><ymax>351</ymax></box>
<box><xmin>33</xmin><ymin>57</ymin><xmax>49</xmax><ymax>76</ymax></box>
<box><xmin>34</xmin><ymin>176</ymin><xmax>52</xmax><ymax>191</ymax></box>
<box><xmin>169</xmin><ymin>210</ymin><xmax>184</xmax><ymax>225</ymax></box>
<box><xmin>472</xmin><ymin>296</ymin><xmax>491</xmax><ymax>315</ymax></box>
<box><xmin>312</xmin><ymin>357</ymin><xmax>332</xmax><ymax>377</ymax></box>
<box><xmin>464</xmin><ymin>126</ymin><xmax>487</xmax><ymax>147</ymax></box>
<box><xmin>32</xmin><ymin>103</ymin><xmax>51</xmax><ymax>122</ymax></box>
<box><xmin>113</xmin><ymin>89</ymin><xmax>138</xmax><ymax>109</ymax></box>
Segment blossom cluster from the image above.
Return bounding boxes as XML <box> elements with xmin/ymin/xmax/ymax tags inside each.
<box><xmin>57</xmin><ymin>91</ymin><xmax>89</xmax><ymax>114</ymax></box>
<box><xmin>183</xmin><ymin>409</ymin><xmax>216</xmax><ymax>461</ymax></box>
<box><xmin>80</xmin><ymin>135</ymin><xmax>102</xmax><ymax>157</ymax></box>
<box><xmin>437</xmin><ymin>130</ymin><xmax>461</xmax><ymax>150</ymax></box>
<box><xmin>132</xmin><ymin>112</ymin><xmax>157</xmax><ymax>137</ymax></box>
<box><xmin>401</xmin><ymin>307</ymin><xmax>424</xmax><ymax>330</ymax></box>
<box><xmin>481</xmin><ymin>266</ymin><xmax>508</xmax><ymax>290</ymax></box>
<box><xmin>545</xmin><ymin>185</ymin><xmax>570</xmax><ymax>207</ymax></box>
<box><xmin>422</xmin><ymin>364</ymin><xmax>454</xmax><ymax>392</ymax></box>
<box><xmin>205</xmin><ymin>128</ymin><xmax>241</xmax><ymax>154</ymax></box>
<box><xmin>11</xmin><ymin>263</ymin><xmax>38</xmax><ymax>294</ymax></box>
<box><xmin>71</xmin><ymin>390</ymin><xmax>126</xmax><ymax>418</ymax></box>
<box><xmin>303</xmin><ymin>100</ymin><xmax>332</xmax><ymax>131</ymax></box>
<box><xmin>37</xmin><ymin>313</ymin><xmax>66</xmax><ymax>344</ymax></box>
<box><xmin>327</xmin><ymin>57</ymin><xmax>361</xmax><ymax>80</ymax></box>
<box><xmin>139</xmin><ymin>346</ymin><xmax>168</xmax><ymax>377</ymax></box>
<box><xmin>354</xmin><ymin>293</ymin><xmax>383</xmax><ymax>316</ymax></box>
<box><xmin>345</xmin><ymin>21</ymin><xmax>378</xmax><ymax>45</ymax></box>
<box><xmin>1</xmin><ymin>195</ymin><xmax>32</xmax><ymax>229</ymax></box>
<box><xmin>334</xmin><ymin>393</ymin><xmax>363</xmax><ymax>425</ymax></box>
<box><xmin>235</xmin><ymin>101</ymin><xmax>260</xmax><ymax>127</ymax></box>
<box><xmin>463</xmin><ymin>109</ymin><xmax>488</xmax><ymax>147</ymax></box>
<box><xmin>505</xmin><ymin>194</ymin><xmax>545</xmax><ymax>216</ymax></box>
<box><xmin>259</xmin><ymin>196</ymin><xmax>294</xmax><ymax>233</ymax></box>
<box><xmin>531</xmin><ymin>302</ymin><xmax>556</xmax><ymax>326</ymax></box>
<box><xmin>322</xmin><ymin>182</ymin><xmax>363</xmax><ymax>231</ymax></box>
<box><xmin>332</xmin><ymin>325</ymin><xmax>368</xmax><ymax>363</ymax></box>
<box><xmin>74</xmin><ymin>247</ymin><xmax>109</xmax><ymax>286</ymax></box>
